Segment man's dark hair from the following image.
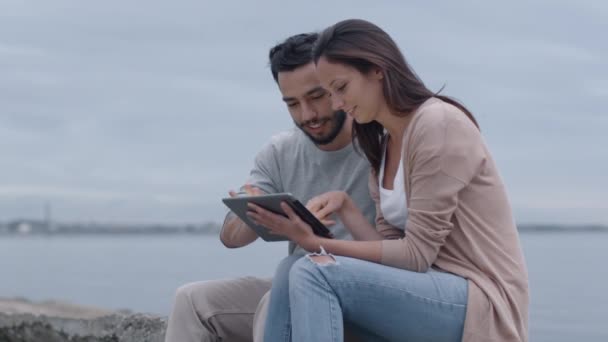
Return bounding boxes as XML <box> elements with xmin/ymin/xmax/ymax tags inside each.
<box><xmin>269</xmin><ymin>33</ymin><xmax>318</xmax><ymax>82</ymax></box>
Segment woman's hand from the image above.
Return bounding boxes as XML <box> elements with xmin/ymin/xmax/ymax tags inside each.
<box><xmin>306</xmin><ymin>191</ymin><xmax>351</xmax><ymax>223</ymax></box>
<box><xmin>307</xmin><ymin>191</ymin><xmax>382</xmax><ymax>241</ymax></box>
<box><xmin>247</xmin><ymin>202</ymin><xmax>321</xmax><ymax>252</ymax></box>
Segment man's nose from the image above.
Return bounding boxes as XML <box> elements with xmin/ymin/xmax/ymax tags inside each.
<box><xmin>301</xmin><ymin>103</ymin><xmax>318</xmax><ymax>122</ymax></box>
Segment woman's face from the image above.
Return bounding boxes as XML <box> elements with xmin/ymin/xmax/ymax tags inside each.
<box><xmin>315</xmin><ymin>56</ymin><xmax>385</xmax><ymax>124</ymax></box>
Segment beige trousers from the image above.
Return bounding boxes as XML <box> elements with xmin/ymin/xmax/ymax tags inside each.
<box><xmin>164</xmin><ymin>277</ymin><xmax>364</xmax><ymax>342</ymax></box>
<box><xmin>164</xmin><ymin>276</ymin><xmax>272</xmax><ymax>342</ymax></box>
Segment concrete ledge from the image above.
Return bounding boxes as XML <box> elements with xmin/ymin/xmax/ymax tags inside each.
<box><xmin>0</xmin><ymin>298</ymin><xmax>167</xmax><ymax>342</ymax></box>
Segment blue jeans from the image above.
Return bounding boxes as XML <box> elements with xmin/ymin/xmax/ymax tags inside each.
<box><xmin>265</xmin><ymin>255</ymin><xmax>468</xmax><ymax>342</ymax></box>
<box><xmin>264</xmin><ymin>253</ymin><xmax>303</xmax><ymax>341</ymax></box>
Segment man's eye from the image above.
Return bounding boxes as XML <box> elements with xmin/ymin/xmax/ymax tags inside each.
<box><xmin>287</xmin><ymin>102</ymin><xmax>299</xmax><ymax>108</ymax></box>
<box><xmin>337</xmin><ymin>84</ymin><xmax>347</xmax><ymax>93</ymax></box>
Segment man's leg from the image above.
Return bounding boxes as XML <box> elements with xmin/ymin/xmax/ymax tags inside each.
<box><xmin>164</xmin><ymin>276</ymin><xmax>272</xmax><ymax>342</ymax></box>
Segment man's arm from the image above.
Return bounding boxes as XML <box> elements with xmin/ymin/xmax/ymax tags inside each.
<box><xmin>220</xmin><ymin>137</ymin><xmax>283</xmax><ymax>248</ymax></box>
<box><xmin>219</xmin><ymin>211</ymin><xmax>259</xmax><ymax>248</ymax></box>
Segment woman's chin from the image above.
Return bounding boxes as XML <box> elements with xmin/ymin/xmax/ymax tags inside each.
<box><xmin>354</xmin><ymin>116</ymin><xmax>372</xmax><ymax>124</ymax></box>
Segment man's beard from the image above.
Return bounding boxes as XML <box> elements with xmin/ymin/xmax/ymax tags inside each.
<box><xmin>295</xmin><ymin>111</ymin><xmax>347</xmax><ymax>146</ymax></box>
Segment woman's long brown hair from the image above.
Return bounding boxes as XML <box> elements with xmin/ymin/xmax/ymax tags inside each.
<box><xmin>312</xmin><ymin>19</ymin><xmax>479</xmax><ymax>174</ymax></box>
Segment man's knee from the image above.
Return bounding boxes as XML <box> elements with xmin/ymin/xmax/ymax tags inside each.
<box><xmin>174</xmin><ymin>281</ymin><xmax>203</xmax><ymax>299</ymax></box>
<box><xmin>173</xmin><ymin>282</ymin><xmax>194</xmax><ymax>305</ymax></box>
<box><xmin>177</xmin><ymin>277</ymin><xmax>272</xmax><ymax>315</ymax></box>
<box><xmin>172</xmin><ymin>280</ymin><xmax>228</xmax><ymax>315</ymax></box>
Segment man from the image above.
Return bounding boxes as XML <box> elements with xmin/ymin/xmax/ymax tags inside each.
<box><xmin>164</xmin><ymin>33</ymin><xmax>375</xmax><ymax>342</ymax></box>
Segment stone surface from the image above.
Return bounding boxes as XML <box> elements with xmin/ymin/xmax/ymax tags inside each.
<box><xmin>0</xmin><ymin>298</ymin><xmax>167</xmax><ymax>342</ymax></box>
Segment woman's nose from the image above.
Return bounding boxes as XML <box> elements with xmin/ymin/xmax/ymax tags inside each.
<box><xmin>331</xmin><ymin>96</ymin><xmax>344</xmax><ymax>111</ymax></box>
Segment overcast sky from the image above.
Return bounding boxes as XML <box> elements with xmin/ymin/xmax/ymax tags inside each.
<box><xmin>1</xmin><ymin>0</ymin><xmax>606</xmax><ymax>225</ymax></box>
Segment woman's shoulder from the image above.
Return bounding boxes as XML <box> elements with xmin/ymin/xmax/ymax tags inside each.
<box><xmin>405</xmin><ymin>98</ymin><xmax>487</xmax><ymax>183</ymax></box>
<box><xmin>413</xmin><ymin>97</ymin><xmax>471</xmax><ymax>128</ymax></box>
<box><xmin>405</xmin><ymin>97</ymin><xmax>483</xmax><ymax>155</ymax></box>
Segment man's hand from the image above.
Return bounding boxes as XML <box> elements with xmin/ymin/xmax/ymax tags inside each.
<box><xmin>220</xmin><ymin>184</ymin><xmax>264</xmax><ymax>248</ymax></box>
<box><xmin>228</xmin><ymin>184</ymin><xmax>263</xmax><ymax>198</ymax></box>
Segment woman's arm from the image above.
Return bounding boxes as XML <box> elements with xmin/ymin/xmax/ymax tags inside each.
<box><xmin>380</xmin><ymin>103</ymin><xmax>486</xmax><ymax>272</ymax></box>
<box><xmin>247</xmin><ymin>201</ymin><xmax>384</xmax><ymax>263</ymax></box>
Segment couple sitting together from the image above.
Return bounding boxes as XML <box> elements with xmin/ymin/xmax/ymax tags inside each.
<box><xmin>165</xmin><ymin>19</ymin><xmax>529</xmax><ymax>342</ymax></box>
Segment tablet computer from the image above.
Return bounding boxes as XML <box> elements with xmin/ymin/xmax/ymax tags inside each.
<box><xmin>222</xmin><ymin>193</ymin><xmax>334</xmax><ymax>242</ymax></box>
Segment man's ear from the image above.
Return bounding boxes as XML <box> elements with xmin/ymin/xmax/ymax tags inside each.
<box><xmin>373</xmin><ymin>67</ymin><xmax>384</xmax><ymax>80</ymax></box>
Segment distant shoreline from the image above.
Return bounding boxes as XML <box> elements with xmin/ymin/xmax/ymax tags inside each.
<box><xmin>517</xmin><ymin>224</ymin><xmax>608</xmax><ymax>233</ymax></box>
<box><xmin>1</xmin><ymin>220</ymin><xmax>607</xmax><ymax>236</ymax></box>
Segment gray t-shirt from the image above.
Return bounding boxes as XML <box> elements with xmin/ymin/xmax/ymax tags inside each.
<box><xmin>246</xmin><ymin>128</ymin><xmax>376</xmax><ymax>255</ymax></box>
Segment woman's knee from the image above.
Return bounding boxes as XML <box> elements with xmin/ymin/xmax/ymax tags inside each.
<box><xmin>288</xmin><ymin>254</ymin><xmax>336</xmax><ymax>289</ymax></box>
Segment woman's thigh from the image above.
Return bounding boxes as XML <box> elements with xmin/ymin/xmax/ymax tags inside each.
<box><xmin>303</xmin><ymin>255</ymin><xmax>468</xmax><ymax>342</ymax></box>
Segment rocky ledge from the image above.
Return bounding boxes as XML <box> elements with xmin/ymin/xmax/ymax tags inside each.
<box><xmin>0</xmin><ymin>298</ymin><xmax>166</xmax><ymax>342</ymax></box>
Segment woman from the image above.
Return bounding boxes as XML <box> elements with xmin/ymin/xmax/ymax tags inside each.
<box><xmin>248</xmin><ymin>19</ymin><xmax>528</xmax><ymax>342</ymax></box>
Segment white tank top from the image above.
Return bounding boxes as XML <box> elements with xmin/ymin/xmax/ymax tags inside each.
<box><xmin>378</xmin><ymin>140</ymin><xmax>408</xmax><ymax>229</ymax></box>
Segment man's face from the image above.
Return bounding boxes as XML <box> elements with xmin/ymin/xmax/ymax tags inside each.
<box><xmin>277</xmin><ymin>62</ymin><xmax>346</xmax><ymax>145</ymax></box>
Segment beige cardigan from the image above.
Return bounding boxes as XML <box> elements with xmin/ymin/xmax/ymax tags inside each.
<box><xmin>371</xmin><ymin>98</ymin><xmax>529</xmax><ymax>341</ymax></box>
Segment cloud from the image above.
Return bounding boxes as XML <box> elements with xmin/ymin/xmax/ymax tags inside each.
<box><xmin>0</xmin><ymin>0</ymin><xmax>606</xmax><ymax>223</ymax></box>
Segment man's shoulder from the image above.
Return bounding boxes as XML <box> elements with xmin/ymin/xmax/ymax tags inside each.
<box><xmin>261</xmin><ymin>128</ymin><xmax>306</xmax><ymax>153</ymax></box>
<box><xmin>267</xmin><ymin>128</ymin><xmax>302</xmax><ymax>145</ymax></box>
<box><xmin>254</xmin><ymin>128</ymin><xmax>304</xmax><ymax>161</ymax></box>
